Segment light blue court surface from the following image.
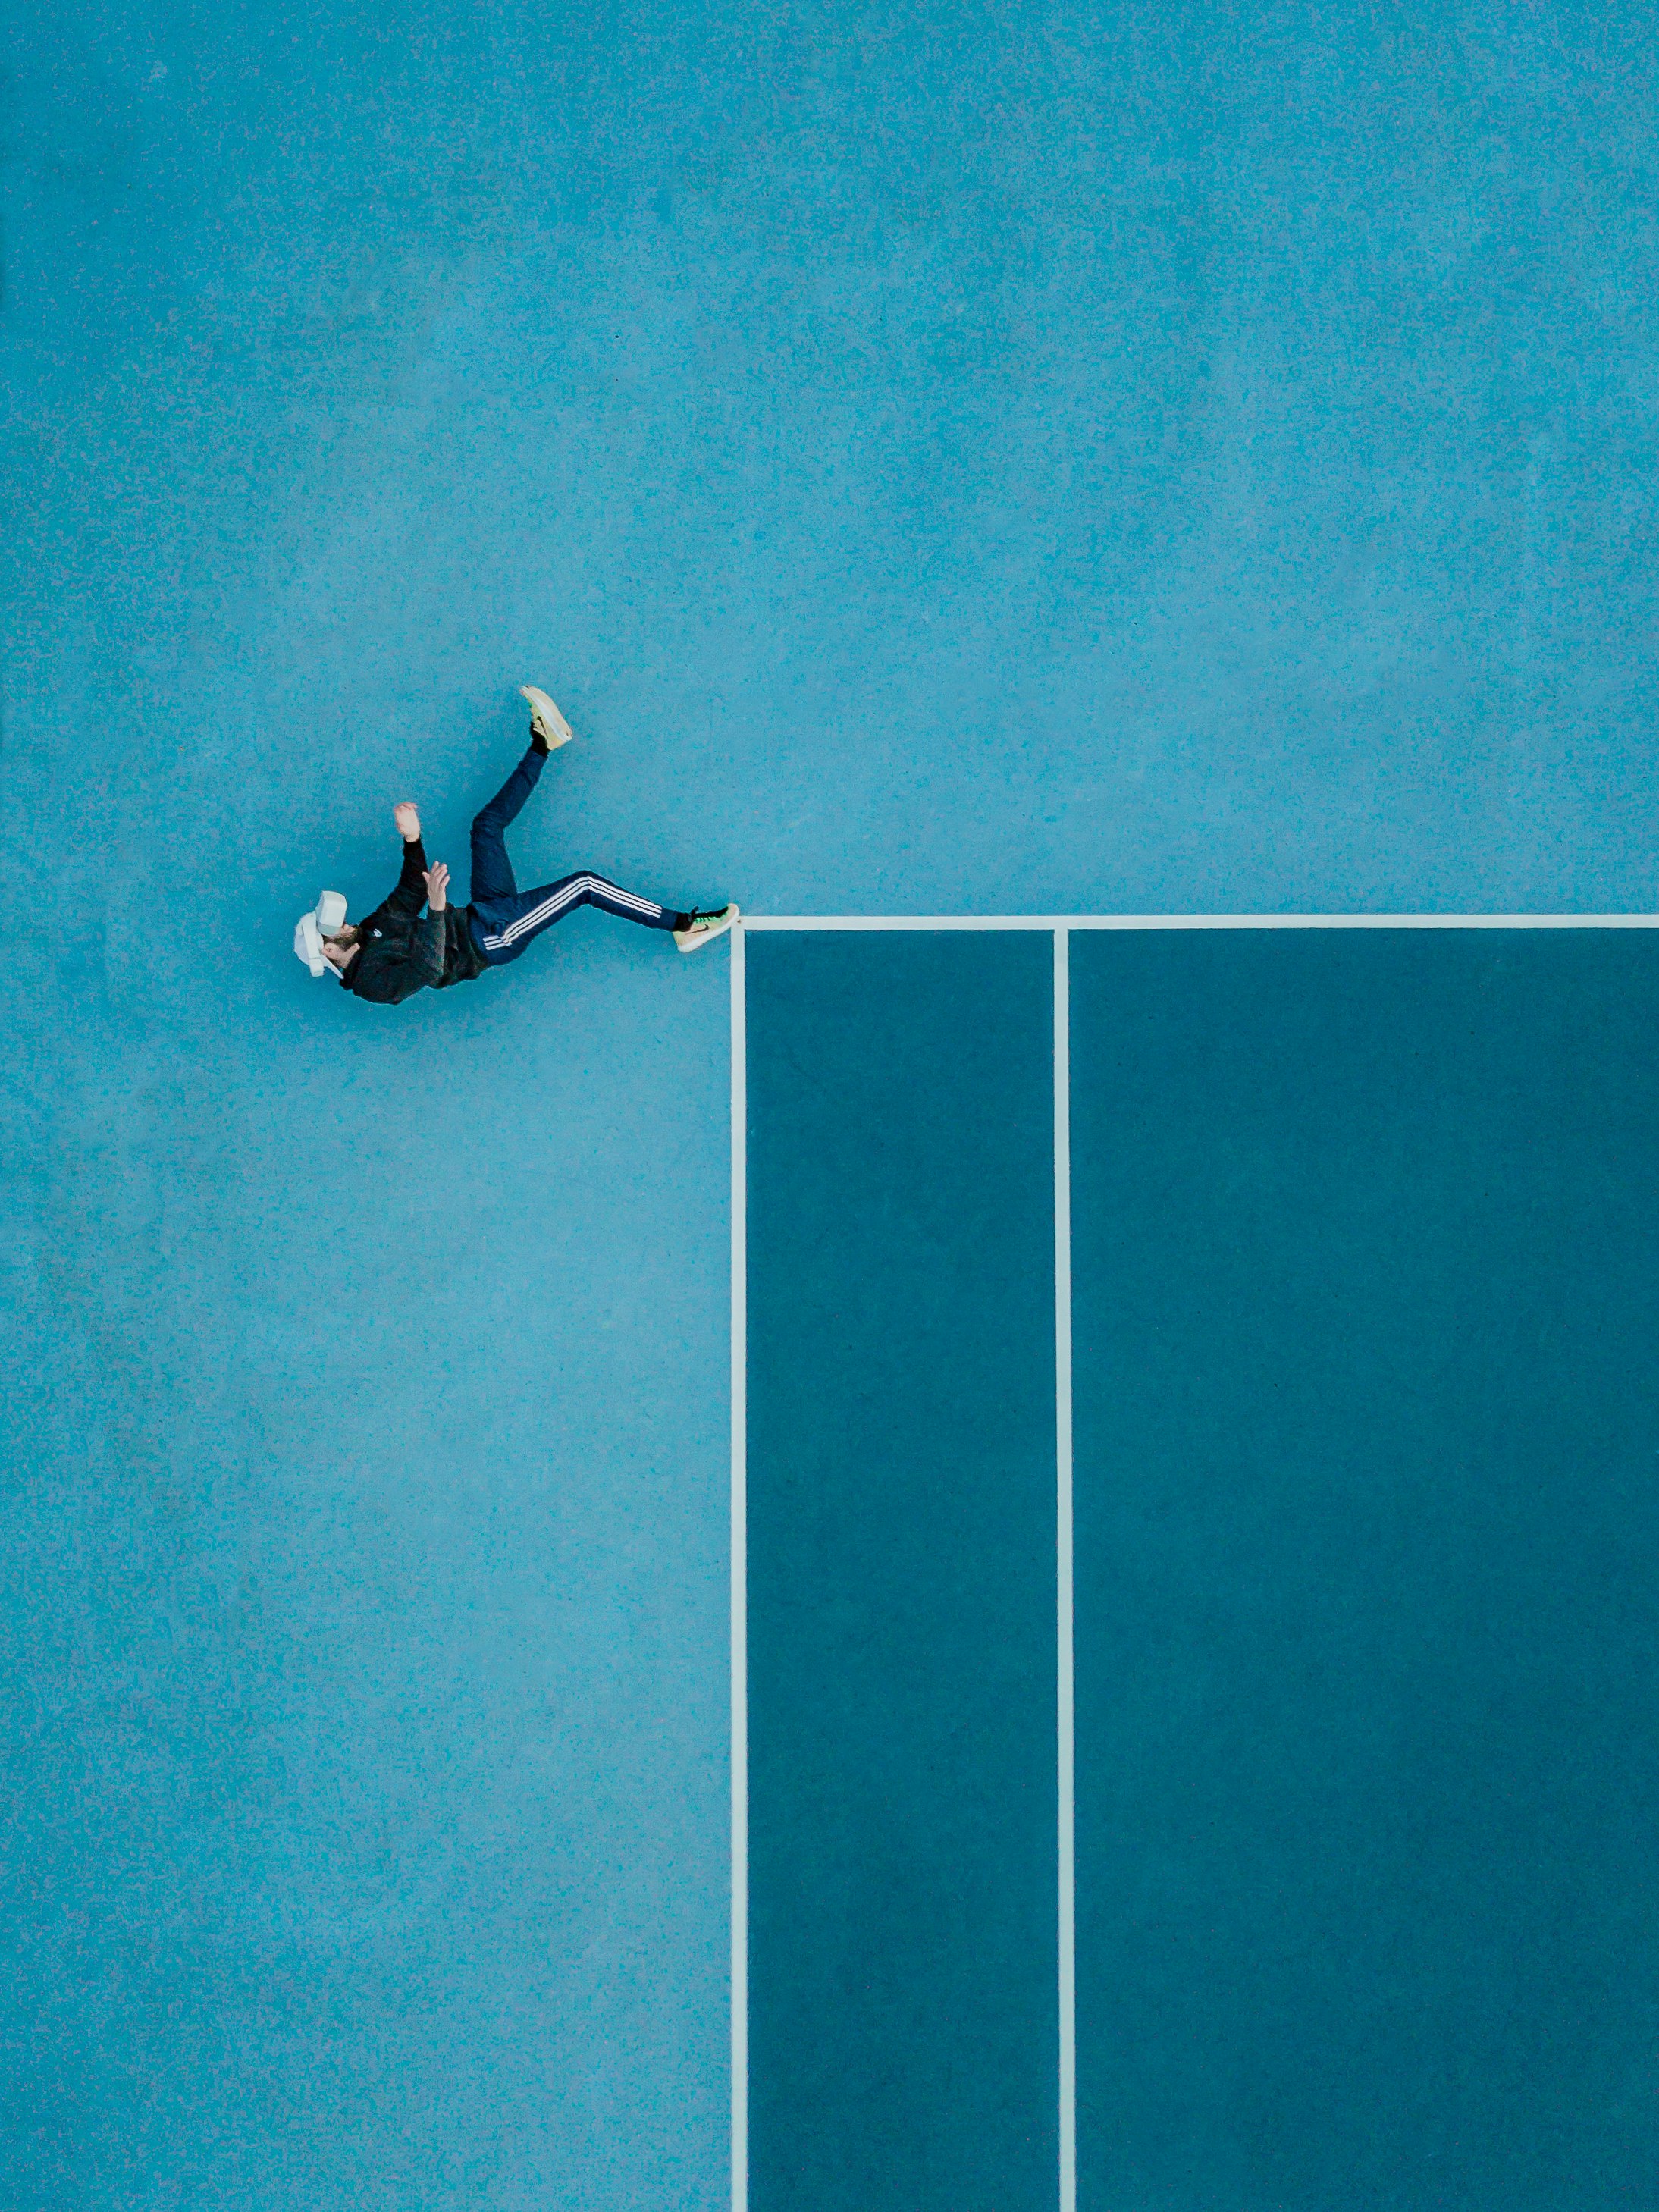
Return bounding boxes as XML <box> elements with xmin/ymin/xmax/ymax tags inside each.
<box><xmin>5</xmin><ymin>3</ymin><xmax>1659</xmax><ymax>2207</ymax></box>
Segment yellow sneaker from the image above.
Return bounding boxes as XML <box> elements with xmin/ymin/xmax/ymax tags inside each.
<box><xmin>519</xmin><ymin>686</ymin><xmax>574</xmax><ymax>748</ymax></box>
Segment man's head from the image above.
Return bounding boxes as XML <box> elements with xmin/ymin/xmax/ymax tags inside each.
<box><xmin>293</xmin><ymin>891</ymin><xmax>353</xmax><ymax>978</ymax></box>
<box><xmin>321</xmin><ymin>924</ymin><xmax>361</xmax><ymax>973</ymax></box>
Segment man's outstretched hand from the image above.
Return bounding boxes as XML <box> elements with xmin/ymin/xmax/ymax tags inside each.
<box><xmin>425</xmin><ymin>861</ymin><xmax>450</xmax><ymax>914</ymax></box>
<box><xmin>394</xmin><ymin>802</ymin><xmax>422</xmax><ymax>842</ymax></box>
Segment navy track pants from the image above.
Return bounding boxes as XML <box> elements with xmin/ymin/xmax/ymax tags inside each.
<box><xmin>464</xmin><ymin>745</ymin><xmax>685</xmax><ymax>965</ymax></box>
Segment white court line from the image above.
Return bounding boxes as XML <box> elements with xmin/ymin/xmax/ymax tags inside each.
<box><xmin>742</xmin><ymin>913</ymin><xmax>1659</xmax><ymax>930</ymax></box>
<box><xmin>1054</xmin><ymin>928</ymin><xmax>1077</xmax><ymax>2212</ymax></box>
<box><xmin>730</xmin><ymin>921</ymin><xmax>749</xmax><ymax>2212</ymax></box>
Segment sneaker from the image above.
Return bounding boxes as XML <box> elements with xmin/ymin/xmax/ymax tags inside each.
<box><xmin>519</xmin><ymin>686</ymin><xmax>574</xmax><ymax>748</ymax></box>
<box><xmin>674</xmin><ymin>904</ymin><xmax>739</xmax><ymax>952</ymax></box>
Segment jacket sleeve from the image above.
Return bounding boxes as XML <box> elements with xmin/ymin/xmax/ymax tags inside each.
<box><xmin>406</xmin><ymin>911</ymin><xmax>447</xmax><ymax>988</ymax></box>
<box><xmin>380</xmin><ymin>836</ymin><xmax>429</xmax><ymax>920</ymax></box>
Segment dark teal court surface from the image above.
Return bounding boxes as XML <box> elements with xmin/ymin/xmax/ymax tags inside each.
<box><xmin>746</xmin><ymin>931</ymin><xmax>1058</xmax><ymax>2212</ymax></box>
<box><xmin>1071</xmin><ymin>929</ymin><xmax>1659</xmax><ymax>2212</ymax></box>
<box><xmin>747</xmin><ymin>924</ymin><xmax>1659</xmax><ymax>2212</ymax></box>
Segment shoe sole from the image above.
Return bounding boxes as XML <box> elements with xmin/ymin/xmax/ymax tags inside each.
<box><xmin>676</xmin><ymin>905</ymin><xmax>739</xmax><ymax>953</ymax></box>
<box><xmin>519</xmin><ymin>686</ymin><xmax>574</xmax><ymax>747</ymax></box>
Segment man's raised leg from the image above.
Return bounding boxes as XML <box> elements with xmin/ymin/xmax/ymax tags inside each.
<box><xmin>469</xmin><ymin>691</ymin><xmax>574</xmax><ymax>902</ymax></box>
<box><xmin>469</xmin><ymin>746</ymin><xmax>546</xmax><ymax>905</ymax></box>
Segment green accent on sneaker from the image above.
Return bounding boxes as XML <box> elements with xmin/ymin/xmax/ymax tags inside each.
<box><xmin>673</xmin><ymin>904</ymin><xmax>739</xmax><ymax>952</ymax></box>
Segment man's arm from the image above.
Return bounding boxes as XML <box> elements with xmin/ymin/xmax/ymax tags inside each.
<box><xmin>345</xmin><ymin>813</ymin><xmax>448</xmax><ymax>1003</ymax></box>
<box><xmin>403</xmin><ymin>861</ymin><xmax>450</xmax><ymax>990</ymax></box>
<box><xmin>379</xmin><ymin>803</ymin><xmax>429</xmax><ymax>921</ymax></box>
<box><xmin>410</xmin><ymin>859</ymin><xmax>451</xmax><ymax>987</ymax></box>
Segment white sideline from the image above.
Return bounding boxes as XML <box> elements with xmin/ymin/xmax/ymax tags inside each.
<box><xmin>730</xmin><ymin>921</ymin><xmax>748</xmax><ymax>2212</ymax></box>
<box><xmin>742</xmin><ymin>912</ymin><xmax>1659</xmax><ymax>930</ymax></box>
<box><xmin>1054</xmin><ymin>928</ymin><xmax>1077</xmax><ymax>2212</ymax></box>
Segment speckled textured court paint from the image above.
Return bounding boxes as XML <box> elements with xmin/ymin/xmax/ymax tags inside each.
<box><xmin>746</xmin><ymin>931</ymin><xmax>1056</xmax><ymax>2212</ymax></box>
<box><xmin>1071</xmin><ymin>928</ymin><xmax>1659</xmax><ymax>2210</ymax></box>
<box><xmin>5</xmin><ymin>2</ymin><xmax>1659</xmax><ymax>2205</ymax></box>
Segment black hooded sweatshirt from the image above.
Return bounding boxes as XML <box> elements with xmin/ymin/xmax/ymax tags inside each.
<box><xmin>340</xmin><ymin>837</ymin><xmax>488</xmax><ymax>1006</ymax></box>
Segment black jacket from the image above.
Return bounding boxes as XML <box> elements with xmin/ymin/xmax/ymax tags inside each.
<box><xmin>340</xmin><ymin>837</ymin><xmax>488</xmax><ymax>1006</ymax></box>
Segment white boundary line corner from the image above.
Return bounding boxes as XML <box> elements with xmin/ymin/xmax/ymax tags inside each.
<box><xmin>1054</xmin><ymin>927</ymin><xmax>1077</xmax><ymax>2212</ymax></box>
<box><xmin>730</xmin><ymin>921</ymin><xmax>749</xmax><ymax>2212</ymax></box>
<box><xmin>726</xmin><ymin>908</ymin><xmax>1659</xmax><ymax>2212</ymax></box>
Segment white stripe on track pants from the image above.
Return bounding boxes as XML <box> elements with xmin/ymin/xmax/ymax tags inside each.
<box><xmin>470</xmin><ymin>871</ymin><xmax>683</xmax><ymax>962</ymax></box>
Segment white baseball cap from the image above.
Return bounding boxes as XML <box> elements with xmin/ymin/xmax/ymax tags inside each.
<box><xmin>293</xmin><ymin>890</ymin><xmax>349</xmax><ymax>977</ymax></box>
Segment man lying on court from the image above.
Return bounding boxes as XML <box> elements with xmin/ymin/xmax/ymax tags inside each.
<box><xmin>293</xmin><ymin>686</ymin><xmax>738</xmax><ymax>1005</ymax></box>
